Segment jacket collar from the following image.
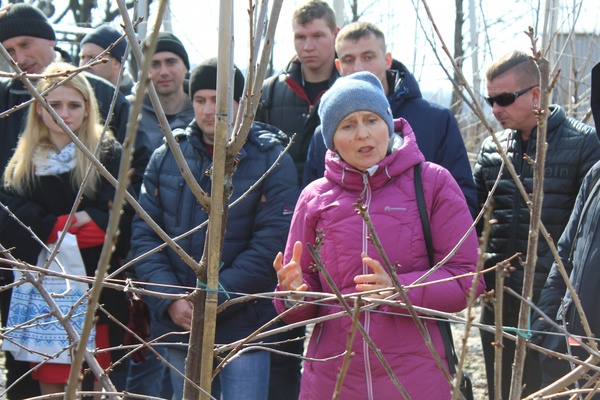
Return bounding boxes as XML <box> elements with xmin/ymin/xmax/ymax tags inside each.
<box><xmin>387</xmin><ymin>59</ymin><xmax>423</xmax><ymax>103</ymax></box>
<box><xmin>514</xmin><ymin>105</ymin><xmax>564</xmax><ymax>141</ymax></box>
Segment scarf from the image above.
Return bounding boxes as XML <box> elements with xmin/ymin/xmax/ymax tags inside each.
<box><xmin>33</xmin><ymin>142</ymin><xmax>76</xmax><ymax>176</ymax></box>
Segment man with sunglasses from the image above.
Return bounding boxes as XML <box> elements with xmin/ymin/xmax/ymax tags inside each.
<box><xmin>473</xmin><ymin>50</ymin><xmax>600</xmax><ymax>399</ymax></box>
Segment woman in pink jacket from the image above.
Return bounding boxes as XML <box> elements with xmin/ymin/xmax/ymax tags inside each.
<box><xmin>273</xmin><ymin>71</ymin><xmax>484</xmax><ymax>400</ymax></box>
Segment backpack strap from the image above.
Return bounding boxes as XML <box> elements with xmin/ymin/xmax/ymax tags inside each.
<box><xmin>257</xmin><ymin>73</ymin><xmax>278</xmax><ymax>123</ymax></box>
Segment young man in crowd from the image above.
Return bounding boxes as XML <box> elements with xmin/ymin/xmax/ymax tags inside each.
<box><xmin>130</xmin><ymin>57</ymin><xmax>298</xmax><ymax>400</ymax></box>
<box><xmin>125</xmin><ymin>31</ymin><xmax>194</xmax><ymax>399</ymax></box>
<box><xmin>256</xmin><ymin>0</ymin><xmax>340</xmax><ymax>183</ymax></box>
<box><xmin>128</xmin><ymin>31</ymin><xmax>194</xmax><ymax>194</ymax></box>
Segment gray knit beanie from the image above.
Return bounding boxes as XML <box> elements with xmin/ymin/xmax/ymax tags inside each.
<box><xmin>318</xmin><ymin>71</ymin><xmax>393</xmax><ymax>151</ymax></box>
<box><xmin>81</xmin><ymin>25</ymin><xmax>127</xmax><ymax>62</ymax></box>
<box><xmin>0</xmin><ymin>3</ymin><xmax>55</xmax><ymax>43</ymax></box>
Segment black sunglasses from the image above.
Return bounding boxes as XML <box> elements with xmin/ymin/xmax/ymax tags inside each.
<box><xmin>485</xmin><ymin>85</ymin><xmax>538</xmax><ymax>107</ymax></box>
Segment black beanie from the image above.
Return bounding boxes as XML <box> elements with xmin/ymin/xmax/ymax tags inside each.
<box><xmin>149</xmin><ymin>32</ymin><xmax>190</xmax><ymax>70</ymax></box>
<box><xmin>189</xmin><ymin>57</ymin><xmax>245</xmax><ymax>102</ymax></box>
<box><xmin>81</xmin><ymin>25</ymin><xmax>127</xmax><ymax>62</ymax></box>
<box><xmin>0</xmin><ymin>3</ymin><xmax>56</xmax><ymax>43</ymax></box>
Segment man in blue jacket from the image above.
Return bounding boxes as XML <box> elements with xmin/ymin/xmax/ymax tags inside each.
<box><xmin>130</xmin><ymin>57</ymin><xmax>299</xmax><ymax>400</ymax></box>
<box><xmin>303</xmin><ymin>21</ymin><xmax>477</xmax><ymax>215</ymax></box>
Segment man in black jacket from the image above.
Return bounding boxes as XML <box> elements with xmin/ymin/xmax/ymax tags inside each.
<box><xmin>473</xmin><ymin>50</ymin><xmax>600</xmax><ymax>399</ymax></box>
<box><xmin>255</xmin><ymin>0</ymin><xmax>339</xmax><ymax>183</ymax></box>
<box><xmin>0</xmin><ymin>4</ymin><xmax>130</xmax><ymax>397</ymax></box>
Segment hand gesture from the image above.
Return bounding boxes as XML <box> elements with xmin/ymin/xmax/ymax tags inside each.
<box><xmin>354</xmin><ymin>252</ymin><xmax>393</xmax><ymax>299</ymax></box>
<box><xmin>273</xmin><ymin>241</ymin><xmax>308</xmax><ymax>300</ymax></box>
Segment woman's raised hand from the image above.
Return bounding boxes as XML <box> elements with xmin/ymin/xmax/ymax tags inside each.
<box><xmin>273</xmin><ymin>241</ymin><xmax>308</xmax><ymax>298</ymax></box>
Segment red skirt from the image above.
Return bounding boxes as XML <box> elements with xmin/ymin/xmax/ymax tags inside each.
<box><xmin>31</xmin><ymin>323</ymin><xmax>111</xmax><ymax>384</ymax></box>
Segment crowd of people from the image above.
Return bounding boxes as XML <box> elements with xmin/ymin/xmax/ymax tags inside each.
<box><xmin>0</xmin><ymin>1</ymin><xmax>599</xmax><ymax>399</ymax></box>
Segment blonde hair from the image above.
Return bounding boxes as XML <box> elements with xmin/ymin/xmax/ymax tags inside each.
<box><xmin>3</xmin><ymin>62</ymin><xmax>116</xmax><ymax>197</ymax></box>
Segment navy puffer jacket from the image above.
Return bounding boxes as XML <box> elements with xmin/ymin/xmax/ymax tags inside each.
<box><xmin>131</xmin><ymin>120</ymin><xmax>299</xmax><ymax>344</ymax></box>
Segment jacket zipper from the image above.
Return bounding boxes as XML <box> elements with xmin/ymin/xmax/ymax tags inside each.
<box><xmin>361</xmin><ymin>172</ymin><xmax>375</xmax><ymax>400</ymax></box>
<box><xmin>508</xmin><ymin>134</ymin><xmax>529</xmax><ymax>264</ymax></box>
<box><xmin>175</xmin><ymin>181</ymin><xmax>185</xmax><ymax>225</ymax></box>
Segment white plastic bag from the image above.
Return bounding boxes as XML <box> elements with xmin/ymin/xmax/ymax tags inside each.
<box><xmin>2</xmin><ymin>232</ymin><xmax>95</xmax><ymax>364</ymax></box>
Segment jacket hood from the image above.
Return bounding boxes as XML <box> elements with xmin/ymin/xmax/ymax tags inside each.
<box><xmin>323</xmin><ymin>117</ymin><xmax>425</xmax><ymax>191</ymax></box>
<box><xmin>387</xmin><ymin>59</ymin><xmax>422</xmax><ymax>104</ymax></box>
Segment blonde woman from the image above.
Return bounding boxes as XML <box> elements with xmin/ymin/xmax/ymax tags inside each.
<box><xmin>0</xmin><ymin>62</ymin><xmax>129</xmax><ymax>394</ymax></box>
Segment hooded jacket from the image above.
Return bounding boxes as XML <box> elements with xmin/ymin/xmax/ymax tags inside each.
<box><xmin>275</xmin><ymin>118</ymin><xmax>483</xmax><ymax>400</ymax></box>
<box><xmin>256</xmin><ymin>57</ymin><xmax>340</xmax><ymax>181</ymax></box>
<box><xmin>131</xmin><ymin>120</ymin><xmax>299</xmax><ymax>345</ymax></box>
<box><xmin>473</xmin><ymin>105</ymin><xmax>600</xmax><ymax>298</ymax></box>
<box><xmin>303</xmin><ymin>60</ymin><xmax>477</xmax><ymax>215</ymax></box>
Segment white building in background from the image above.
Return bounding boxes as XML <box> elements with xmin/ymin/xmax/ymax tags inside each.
<box><xmin>551</xmin><ymin>32</ymin><xmax>600</xmax><ymax>121</ymax></box>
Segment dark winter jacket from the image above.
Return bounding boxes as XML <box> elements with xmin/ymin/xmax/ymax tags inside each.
<box><xmin>275</xmin><ymin>118</ymin><xmax>484</xmax><ymax>400</ymax></box>
<box><xmin>130</xmin><ymin>95</ymin><xmax>195</xmax><ymax>194</ymax></box>
<box><xmin>256</xmin><ymin>57</ymin><xmax>340</xmax><ymax>182</ymax></box>
<box><xmin>0</xmin><ymin>72</ymin><xmax>130</xmax><ymax>178</ymax></box>
<box><xmin>303</xmin><ymin>60</ymin><xmax>477</xmax><ymax>215</ymax></box>
<box><xmin>131</xmin><ymin>120</ymin><xmax>299</xmax><ymax>345</ymax></box>
<box><xmin>473</xmin><ymin>105</ymin><xmax>600</xmax><ymax>298</ymax></box>
<box><xmin>0</xmin><ymin>139</ymin><xmax>130</xmax><ymax>360</ymax></box>
<box><xmin>532</xmin><ymin>160</ymin><xmax>600</xmax><ymax>387</ymax></box>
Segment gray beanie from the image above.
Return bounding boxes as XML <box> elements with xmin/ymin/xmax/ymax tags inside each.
<box><xmin>318</xmin><ymin>71</ymin><xmax>393</xmax><ymax>151</ymax></box>
<box><xmin>81</xmin><ymin>25</ymin><xmax>127</xmax><ymax>62</ymax></box>
<box><xmin>0</xmin><ymin>3</ymin><xmax>55</xmax><ymax>43</ymax></box>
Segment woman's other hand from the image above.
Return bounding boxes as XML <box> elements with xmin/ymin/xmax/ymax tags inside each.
<box><xmin>354</xmin><ymin>252</ymin><xmax>393</xmax><ymax>299</ymax></box>
<box><xmin>273</xmin><ymin>241</ymin><xmax>308</xmax><ymax>300</ymax></box>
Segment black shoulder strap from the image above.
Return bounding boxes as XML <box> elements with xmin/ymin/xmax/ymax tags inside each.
<box><xmin>414</xmin><ymin>162</ymin><xmax>458</xmax><ymax>375</ymax></box>
<box><xmin>414</xmin><ymin>162</ymin><xmax>434</xmax><ymax>267</ymax></box>
<box><xmin>258</xmin><ymin>74</ymin><xmax>278</xmax><ymax>123</ymax></box>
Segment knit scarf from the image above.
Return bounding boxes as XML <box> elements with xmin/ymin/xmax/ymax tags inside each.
<box><xmin>33</xmin><ymin>142</ymin><xmax>76</xmax><ymax>176</ymax></box>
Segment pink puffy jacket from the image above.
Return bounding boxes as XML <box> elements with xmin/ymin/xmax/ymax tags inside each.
<box><xmin>274</xmin><ymin>118</ymin><xmax>485</xmax><ymax>400</ymax></box>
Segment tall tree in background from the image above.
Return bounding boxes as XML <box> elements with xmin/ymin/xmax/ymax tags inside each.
<box><xmin>451</xmin><ymin>0</ymin><xmax>464</xmax><ymax>115</ymax></box>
